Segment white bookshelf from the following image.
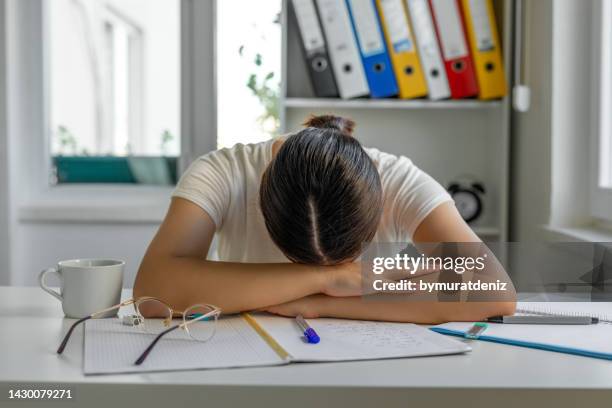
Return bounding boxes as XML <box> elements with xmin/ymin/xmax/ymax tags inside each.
<box><xmin>284</xmin><ymin>98</ymin><xmax>503</xmax><ymax>110</ymax></box>
<box><xmin>280</xmin><ymin>0</ymin><xmax>514</xmax><ymax>241</ymax></box>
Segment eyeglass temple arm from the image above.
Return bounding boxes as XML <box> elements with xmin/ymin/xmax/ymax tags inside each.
<box><xmin>56</xmin><ymin>316</ymin><xmax>91</xmax><ymax>354</ymax></box>
<box><xmin>56</xmin><ymin>299</ymin><xmax>135</xmax><ymax>355</ymax></box>
<box><xmin>134</xmin><ymin>308</ymin><xmax>220</xmax><ymax>365</ymax></box>
<box><xmin>134</xmin><ymin>325</ymin><xmax>180</xmax><ymax>365</ymax></box>
<box><xmin>179</xmin><ymin>309</ymin><xmax>220</xmax><ymax>329</ymax></box>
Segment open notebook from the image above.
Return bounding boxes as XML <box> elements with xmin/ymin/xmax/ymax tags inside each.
<box><xmin>432</xmin><ymin>302</ymin><xmax>612</xmax><ymax>360</ymax></box>
<box><xmin>84</xmin><ymin>313</ymin><xmax>470</xmax><ymax>375</ymax></box>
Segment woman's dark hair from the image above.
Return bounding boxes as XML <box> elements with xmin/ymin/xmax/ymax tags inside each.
<box><xmin>260</xmin><ymin>114</ymin><xmax>383</xmax><ymax>265</ymax></box>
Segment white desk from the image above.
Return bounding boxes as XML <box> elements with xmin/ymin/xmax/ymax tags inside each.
<box><xmin>0</xmin><ymin>287</ymin><xmax>611</xmax><ymax>408</ymax></box>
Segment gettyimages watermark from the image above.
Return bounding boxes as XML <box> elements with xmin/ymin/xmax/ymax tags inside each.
<box><xmin>360</xmin><ymin>242</ymin><xmax>612</xmax><ymax>302</ymax></box>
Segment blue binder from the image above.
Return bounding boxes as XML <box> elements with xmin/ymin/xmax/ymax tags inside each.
<box><xmin>345</xmin><ymin>0</ymin><xmax>398</xmax><ymax>98</ymax></box>
<box><xmin>430</xmin><ymin>326</ymin><xmax>612</xmax><ymax>361</ymax></box>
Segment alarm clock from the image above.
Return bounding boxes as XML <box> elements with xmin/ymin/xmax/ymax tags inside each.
<box><xmin>447</xmin><ymin>180</ymin><xmax>485</xmax><ymax>223</ymax></box>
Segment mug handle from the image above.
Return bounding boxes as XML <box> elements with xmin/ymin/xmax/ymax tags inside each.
<box><xmin>38</xmin><ymin>267</ymin><xmax>63</xmax><ymax>302</ymax></box>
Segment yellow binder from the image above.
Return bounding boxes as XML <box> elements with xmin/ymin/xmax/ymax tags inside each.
<box><xmin>460</xmin><ymin>0</ymin><xmax>507</xmax><ymax>99</ymax></box>
<box><xmin>375</xmin><ymin>0</ymin><xmax>427</xmax><ymax>99</ymax></box>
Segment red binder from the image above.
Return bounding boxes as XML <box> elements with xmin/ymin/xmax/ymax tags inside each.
<box><xmin>429</xmin><ymin>0</ymin><xmax>478</xmax><ymax>98</ymax></box>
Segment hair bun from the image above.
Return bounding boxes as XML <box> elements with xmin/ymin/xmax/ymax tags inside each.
<box><xmin>303</xmin><ymin>114</ymin><xmax>355</xmax><ymax>136</ymax></box>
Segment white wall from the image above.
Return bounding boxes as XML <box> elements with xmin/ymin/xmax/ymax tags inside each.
<box><xmin>0</xmin><ymin>0</ymin><xmax>10</xmax><ymax>284</ymax></box>
<box><xmin>510</xmin><ymin>0</ymin><xmax>553</xmax><ymax>241</ymax></box>
<box><xmin>510</xmin><ymin>0</ymin><xmax>595</xmax><ymax>241</ymax></box>
<box><xmin>6</xmin><ymin>0</ymin><xmax>48</xmax><ymax>284</ymax></box>
<box><xmin>548</xmin><ymin>0</ymin><xmax>592</xmax><ymax>227</ymax></box>
<box><xmin>13</xmin><ymin>221</ymin><xmax>159</xmax><ymax>287</ymax></box>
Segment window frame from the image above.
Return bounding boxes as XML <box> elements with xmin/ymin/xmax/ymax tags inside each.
<box><xmin>6</xmin><ymin>0</ymin><xmax>216</xmax><ymax>222</ymax></box>
<box><xmin>590</xmin><ymin>0</ymin><xmax>612</xmax><ymax>222</ymax></box>
<box><xmin>0</xmin><ymin>0</ymin><xmax>11</xmax><ymax>279</ymax></box>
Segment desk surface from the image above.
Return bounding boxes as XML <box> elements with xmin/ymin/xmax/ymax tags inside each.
<box><xmin>1</xmin><ymin>286</ymin><xmax>611</xmax><ymax>408</ymax></box>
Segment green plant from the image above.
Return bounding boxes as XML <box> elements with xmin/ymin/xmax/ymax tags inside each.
<box><xmin>239</xmin><ymin>46</ymin><xmax>280</xmax><ymax>137</ymax></box>
<box><xmin>56</xmin><ymin>125</ymin><xmax>78</xmax><ymax>156</ymax></box>
<box><xmin>160</xmin><ymin>129</ymin><xmax>174</xmax><ymax>155</ymax></box>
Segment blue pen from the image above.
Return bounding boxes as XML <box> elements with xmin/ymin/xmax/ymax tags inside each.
<box><xmin>296</xmin><ymin>315</ymin><xmax>320</xmax><ymax>344</ymax></box>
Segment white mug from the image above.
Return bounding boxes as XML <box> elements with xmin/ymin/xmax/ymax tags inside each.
<box><xmin>38</xmin><ymin>259</ymin><xmax>124</xmax><ymax>318</ymax></box>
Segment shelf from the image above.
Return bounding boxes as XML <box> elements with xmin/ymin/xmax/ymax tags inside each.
<box><xmin>473</xmin><ymin>226</ymin><xmax>501</xmax><ymax>236</ymax></box>
<box><xmin>283</xmin><ymin>98</ymin><xmax>503</xmax><ymax>110</ymax></box>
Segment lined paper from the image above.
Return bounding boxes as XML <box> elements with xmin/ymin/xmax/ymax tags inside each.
<box><xmin>253</xmin><ymin>314</ymin><xmax>471</xmax><ymax>362</ymax></box>
<box><xmin>84</xmin><ymin>314</ymin><xmax>471</xmax><ymax>375</ymax></box>
<box><xmin>84</xmin><ymin>316</ymin><xmax>286</xmax><ymax>375</ymax></box>
<box><xmin>516</xmin><ymin>302</ymin><xmax>612</xmax><ymax>323</ymax></box>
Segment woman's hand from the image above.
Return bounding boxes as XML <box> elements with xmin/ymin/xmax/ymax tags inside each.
<box><xmin>322</xmin><ymin>262</ymin><xmax>363</xmax><ymax>297</ymax></box>
<box><xmin>323</xmin><ymin>261</ymin><xmax>438</xmax><ymax>297</ymax></box>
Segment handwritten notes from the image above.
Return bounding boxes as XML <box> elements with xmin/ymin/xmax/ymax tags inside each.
<box><xmin>253</xmin><ymin>314</ymin><xmax>470</xmax><ymax>362</ymax></box>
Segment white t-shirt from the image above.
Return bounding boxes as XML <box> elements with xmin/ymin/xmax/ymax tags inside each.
<box><xmin>173</xmin><ymin>139</ymin><xmax>452</xmax><ymax>263</ymax></box>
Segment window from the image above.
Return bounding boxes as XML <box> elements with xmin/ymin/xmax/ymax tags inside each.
<box><xmin>216</xmin><ymin>0</ymin><xmax>281</xmax><ymax>149</ymax></box>
<box><xmin>104</xmin><ymin>6</ymin><xmax>145</xmax><ymax>156</ymax></box>
<box><xmin>591</xmin><ymin>0</ymin><xmax>612</xmax><ymax>222</ymax></box>
<box><xmin>48</xmin><ymin>0</ymin><xmax>180</xmax><ymax>184</ymax></box>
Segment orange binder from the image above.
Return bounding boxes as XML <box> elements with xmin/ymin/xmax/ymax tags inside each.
<box><xmin>375</xmin><ymin>0</ymin><xmax>428</xmax><ymax>99</ymax></box>
<box><xmin>460</xmin><ymin>0</ymin><xmax>507</xmax><ymax>99</ymax></box>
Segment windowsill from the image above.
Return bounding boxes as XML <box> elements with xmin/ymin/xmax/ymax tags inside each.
<box><xmin>543</xmin><ymin>224</ymin><xmax>612</xmax><ymax>242</ymax></box>
<box><xmin>18</xmin><ymin>185</ymin><xmax>173</xmax><ymax>223</ymax></box>
<box><xmin>19</xmin><ymin>202</ymin><xmax>168</xmax><ymax>223</ymax></box>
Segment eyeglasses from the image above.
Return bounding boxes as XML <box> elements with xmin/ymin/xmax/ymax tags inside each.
<box><xmin>56</xmin><ymin>296</ymin><xmax>221</xmax><ymax>365</ymax></box>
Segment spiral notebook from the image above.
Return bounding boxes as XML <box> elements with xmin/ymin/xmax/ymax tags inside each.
<box><xmin>515</xmin><ymin>301</ymin><xmax>612</xmax><ymax>323</ymax></box>
<box><xmin>83</xmin><ymin>313</ymin><xmax>470</xmax><ymax>375</ymax></box>
<box><xmin>432</xmin><ymin>302</ymin><xmax>612</xmax><ymax>360</ymax></box>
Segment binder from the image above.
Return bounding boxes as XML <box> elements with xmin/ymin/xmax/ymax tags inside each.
<box><xmin>315</xmin><ymin>0</ymin><xmax>370</xmax><ymax>99</ymax></box>
<box><xmin>405</xmin><ymin>0</ymin><xmax>450</xmax><ymax>100</ymax></box>
<box><xmin>429</xmin><ymin>0</ymin><xmax>479</xmax><ymax>98</ymax></box>
<box><xmin>345</xmin><ymin>0</ymin><xmax>398</xmax><ymax>98</ymax></box>
<box><xmin>291</xmin><ymin>0</ymin><xmax>339</xmax><ymax>97</ymax></box>
<box><xmin>460</xmin><ymin>0</ymin><xmax>507</xmax><ymax>99</ymax></box>
<box><xmin>375</xmin><ymin>0</ymin><xmax>427</xmax><ymax>99</ymax></box>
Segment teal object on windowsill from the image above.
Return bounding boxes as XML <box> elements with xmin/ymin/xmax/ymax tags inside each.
<box><xmin>53</xmin><ymin>156</ymin><xmax>178</xmax><ymax>185</ymax></box>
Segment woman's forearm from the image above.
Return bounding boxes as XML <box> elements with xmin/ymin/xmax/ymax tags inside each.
<box><xmin>134</xmin><ymin>255</ymin><xmax>328</xmax><ymax>314</ymax></box>
<box><xmin>323</xmin><ymin>296</ymin><xmax>515</xmax><ymax>324</ymax></box>
<box><xmin>271</xmin><ymin>294</ymin><xmax>516</xmax><ymax>324</ymax></box>
<box><xmin>312</xmin><ymin>257</ymin><xmax>516</xmax><ymax>323</ymax></box>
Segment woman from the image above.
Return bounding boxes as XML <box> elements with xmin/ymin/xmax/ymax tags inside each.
<box><xmin>134</xmin><ymin>115</ymin><xmax>515</xmax><ymax>323</ymax></box>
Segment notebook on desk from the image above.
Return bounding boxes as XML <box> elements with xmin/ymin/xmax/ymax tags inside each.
<box><xmin>515</xmin><ymin>301</ymin><xmax>612</xmax><ymax>323</ymax></box>
<box><xmin>84</xmin><ymin>313</ymin><xmax>470</xmax><ymax>375</ymax></box>
<box><xmin>431</xmin><ymin>302</ymin><xmax>612</xmax><ymax>360</ymax></box>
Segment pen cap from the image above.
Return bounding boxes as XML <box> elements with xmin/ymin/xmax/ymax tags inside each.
<box><xmin>304</xmin><ymin>327</ymin><xmax>320</xmax><ymax>344</ymax></box>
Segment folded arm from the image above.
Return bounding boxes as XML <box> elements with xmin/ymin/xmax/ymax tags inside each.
<box><xmin>134</xmin><ymin>198</ymin><xmax>329</xmax><ymax>313</ymax></box>
<box><xmin>136</xmin><ymin>199</ymin><xmax>515</xmax><ymax>322</ymax></box>
<box><xmin>265</xmin><ymin>295</ymin><xmax>516</xmax><ymax>324</ymax></box>
<box><xmin>265</xmin><ymin>202</ymin><xmax>516</xmax><ymax>322</ymax></box>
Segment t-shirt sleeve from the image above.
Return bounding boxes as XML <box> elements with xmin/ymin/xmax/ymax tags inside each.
<box><xmin>172</xmin><ymin>150</ymin><xmax>234</xmax><ymax>229</ymax></box>
<box><xmin>381</xmin><ymin>155</ymin><xmax>453</xmax><ymax>240</ymax></box>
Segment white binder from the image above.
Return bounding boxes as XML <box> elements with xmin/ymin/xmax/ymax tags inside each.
<box><xmin>405</xmin><ymin>0</ymin><xmax>450</xmax><ymax>100</ymax></box>
<box><xmin>315</xmin><ymin>0</ymin><xmax>370</xmax><ymax>99</ymax></box>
